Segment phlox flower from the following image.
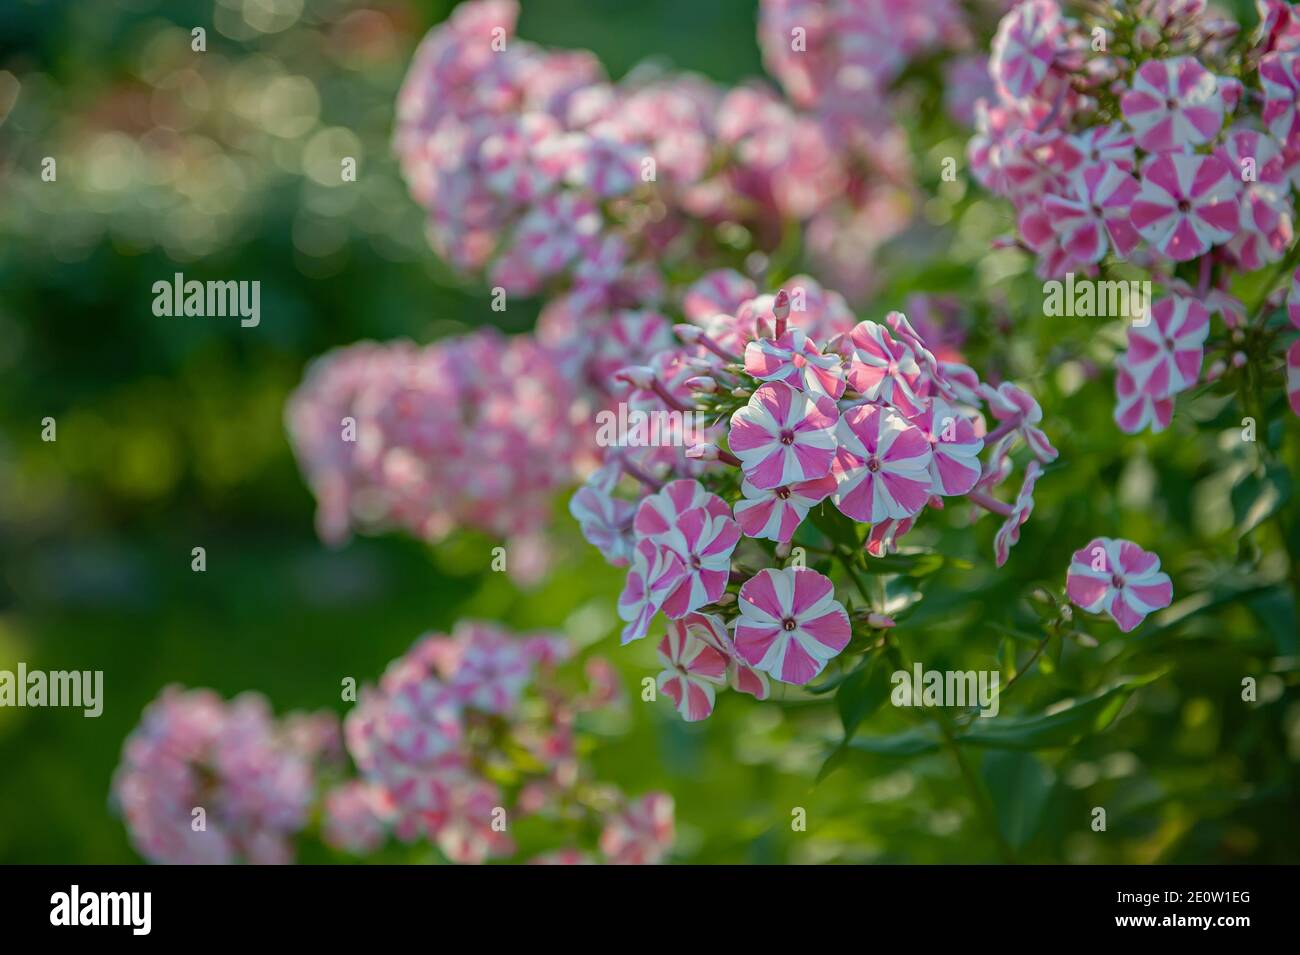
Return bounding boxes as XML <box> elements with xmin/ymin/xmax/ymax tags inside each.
<box><xmin>322</xmin><ymin>782</ymin><xmax>390</xmax><ymax>855</ymax></box>
<box><xmin>1066</xmin><ymin>537</ymin><xmax>1173</xmax><ymax>632</ymax></box>
<box><xmin>682</xmin><ymin>269</ymin><xmax>758</xmax><ymax>324</ymax></box>
<box><xmin>1287</xmin><ymin>341</ymin><xmax>1300</xmax><ymax>416</ymax></box>
<box><xmin>745</xmin><ymin>328</ymin><xmax>847</xmax><ymax>398</ymax></box>
<box><xmin>1041</xmin><ymin>163</ymin><xmax>1141</xmax><ymax>263</ymax></box>
<box><xmin>847</xmin><ymin>320</ymin><xmax>926</xmax><ymax>416</ymax></box>
<box><xmin>733</xmin><ymin>475</ymin><xmax>837</xmax><ymax>543</ymax></box>
<box><xmin>480</xmin><ymin>112</ymin><xmax>564</xmax><ymax>202</ymax></box>
<box><xmin>993</xmin><ymin>461</ymin><xmax>1042</xmax><ymax>567</ymax></box>
<box><xmin>507</xmin><ymin>191</ymin><xmax>602</xmax><ymax>278</ymax></box>
<box><xmin>1113</xmin><ymin>354</ymin><xmax>1175</xmax><ymax>434</ymax></box>
<box><xmin>450</xmin><ymin>625</ymin><xmax>533</xmax><ymax>714</ymax></box>
<box><xmin>618</xmin><ymin>538</ymin><xmax>686</xmax><ymax>644</ymax></box>
<box><xmin>1218</xmin><ymin>127</ymin><xmax>1293</xmax><ymax>271</ymax></box>
<box><xmin>679</xmin><ymin>611</ymin><xmax>771</xmax><ymax>702</ymax></box>
<box><xmin>1063</xmin><ymin>123</ymin><xmax>1136</xmax><ymax>172</ymax></box>
<box><xmin>600</xmin><ymin>793</ymin><xmax>675</xmax><ymax>865</ymax></box>
<box><xmin>832</xmin><ymin>401</ymin><xmax>934</xmax><ymax>522</ymax></box>
<box><xmin>908</xmin><ymin>397</ymin><xmax>984</xmax><ymax>496</ymax></box>
<box><xmin>1120</xmin><ymin>57</ymin><xmax>1226</xmax><ymax>153</ymax></box>
<box><xmin>866</xmin><ymin>515</ymin><xmax>916</xmax><ymax>558</ymax></box>
<box><xmin>569</xmin><ymin>473</ymin><xmax>635</xmax><ymax>567</ymax></box>
<box><xmin>1130</xmin><ymin>152</ymin><xmax>1239</xmax><ymax>262</ymax></box>
<box><xmin>1124</xmin><ymin>295</ymin><xmax>1210</xmax><ymax>399</ymax></box>
<box><xmin>1259</xmin><ymin>51</ymin><xmax>1300</xmax><ymax>145</ymax></box>
<box><xmin>983</xmin><ymin>382</ymin><xmax>1058</xmax><ymax>463</ymax></box>
<box><xmin>655</xmin><ymin>617</ymin><xmax>730</xmax><ymax>721</ymax></box>
<box><xmin>634</xmin><ymin>478</ymin><xmax>731</xmax><ymax>538</ymax></box>
<box><xmin>654</xmin><ymin>505</ymin><xmax>742</xmax><ymax>619</ymax></box>
<box><xmin>437</xmin><ymin>780</ymin><xmax>516</xmax><ymax>864</ymax></box>
<box><xmin>728</xmin><ymin>382</ymin><xmax>839</xmax><ymax>490</ymax></box>
<box><xmin>733</xmin><ymin>567</ymin><xmax>851</xmax><ymax>685</ymax></box>
<box><xmin>989</xmin><ymin>0</ymin><xmax>1066</xmax><ymax>103</ymax></box>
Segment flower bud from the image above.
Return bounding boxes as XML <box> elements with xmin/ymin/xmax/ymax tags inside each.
<box><xmin>685</xmin><ymin>375</ymin><xmax>718</xmax><ymax>393</ymax></box>
<box><xmin>673</xmin><ymin>323</ymin><xmax>704</xmax><ymax>344</ymax></box>
<box><xmin>613</xmin><ymin>364</ymin><xmax>657</xmax><ymax>389</ymax></box>
<box><xmin>686</xmin><ymin>443</ymin><xmax>719</xmax><ymax>461</ymax></box>
<box><xmin>866</xmin><ymin>612</ymin><xmax>895</xmax><ymax>629</ymax></box>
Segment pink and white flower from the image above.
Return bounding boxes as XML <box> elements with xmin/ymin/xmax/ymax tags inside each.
<box><xmin>1113</xmin><ymin>354</ymin><xmax>1175</xmax><ymax>434</ymax></box>
<box><xmin>655</xmin><ymin>506</ymin><xmax>742</xmax><ymax>619</ymax></box>
<box><xmin>1041</xmin><ymin>163</ymin><xmax>1141</xmax><ymax>263</ymax></box>
<box><xmin>908</xmin><ymin>397</ymin><xmax>984</xmax><ymax>496</ymax></box>
<box><xmin>1066</xmin><ymin>537</ymin><xmax>1174</xmax><ymax>632</ymax></box>
<box><xmin>1124</xmin><ymin>295</ymin><xmax>1210</xmax><ymax>399</ymax></box>
<box><xmin>682</xmin><ymin>269</ymin><xmax>758</xmax><ymax>324</ymax></box>
<box><xmin>1120</xmin><ymin>57</ymin><xmax>1225</xmax><ymax>153</ymax></box>
<box><xmin>618</xmin><ymin>538</ymin><xmax>686</xmax><ymax>644</ymax></box>
<box><xmin>745</xmin><ymin>328</ymin><xmax>847</xmax><ymax>398</ymax></box>
<box><xmin>1259</xmin><ymin>51</ymin><xmax>1300</xmax><ymax>145</ymax></box>
<box><xmin>993</xmin><ymin>461</ymin><xmax>1042</xmax><ymax>567</ymax></box>
<box><xmin>655</xmin><ymin>617</ymin><xmax>730</xmax><ymax>721</ymax></box>
<box><xmin>846</xmin><ymin>320</ymin><xmax>926</xmax><ymax>416</ymax></box>
<box><xmin>733</xmin><ymin>567</ymin><xmax>851</xmax><ymax>685</ymax></box>
<box><xmin>728</xmin><ymin>382</ymin><xmax>839</xmax><ymax>490</ymax></box>
<box><xmin>1130</xmin><ymin>152</ymin><xmax>1240</xmax><ymax>261</ymax></box>
<box><xmin>449</xmin><ymin>625</ymin><xmax>533</xmax><ymax>715</ymax></box>
<box><xmin>733</xmin><ymin>475</ymin><xmax>837</xmax><ymax>543</ymax></box>
<box><xmin>832</xmin><ymin>402</ymin><xmax>934</xmax><ymax>522</ymax></box>
<box><xmin>569</xmin><ymin>481</ymin><xmax>635</xmax><ymax>566</ymax></box>
<box><xmin>989</xmin><ymin>0</ymin><xmax>1066</xmax><ymax>103</ymax></box>
<box><xmin>600</xmin><ymin>792</ymin><xmax>675</xmax><ymax>865</ymax></box>
<box><xmin>1218</xmin><ymin>127</ymin><xmax>1293</xmax><ymax>271</ymax></box>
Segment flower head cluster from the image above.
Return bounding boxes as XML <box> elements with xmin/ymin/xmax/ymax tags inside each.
<box><xmin>111</xmin><ymin>688</ymin><xmax>333</xmax><ymax>864</ymax></box>
<box><xmin>285</xmin><ymin>330</ymin><xmax>587</xmax><ymax>568</ymax></box>
<box><xmin>572</xmin><ymin>281</ymin><xmax>1058</xmax><ymax>720</ymax></box>
<box><xmin>969</xmin><ymin>0</ymin><xmax>1300</xmax><ymax>434</ymax></box>
<box><xmin>337</xmin><ymin>621</ymin><xmax>672</xmax><ymax>864</ymax></box>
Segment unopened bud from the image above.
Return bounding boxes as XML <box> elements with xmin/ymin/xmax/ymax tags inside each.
<box><xmin>1231</xmin><ymin>351</ymin><xmax>1247</xmax><ymax>369</ymax></box>
<box><xmin>673</xmin><ymin>323</ymin><xmax>704</xmax><ymax>344</ymax></box>
<box><xmin>774</xmin><ymin>541</ymin><xmax>792</xmax><ymax>560</ymax></box>
<box><xmin>730</xmin><ymin>386</ymin><xmax>751</xmax><ymax>398</ymax></box>
<box><xmin>613</xmin><ymin>365</ymin><xmax>656</xmax><ymax>389</ymax></box>
<box><xmin>686</xmin><ymin>443</ymin><xmax>718</xmax><ymax>461</ymax></box>
<box><xmin>685</xmin><ymin>375</ymin><xmax>718</xmax><ymax>393</ymax></box>
<box><xmin>773</xmin><ymin>289</ymin><xmax>791</xmax><ymax>321</ymax></box>
<box><xmin>1205</xmin><ymin>359</ymin><xmax>1227</xmax><ymax>381</ymax></box>
<box><xmin>866</xmin><ymin>612</ymin><xmax>895</xmax><ymax>629</ymax></box>
<box><xmin>715</xmin><ymin>592</ymin><xmax>737</xmax><ymax>606</ymax></box>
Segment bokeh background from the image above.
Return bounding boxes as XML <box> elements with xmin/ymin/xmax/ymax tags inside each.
<box><xmin>2</xmin><ymin>0</ymin><xmax>1298</xmax><ymax>864</ymax></box>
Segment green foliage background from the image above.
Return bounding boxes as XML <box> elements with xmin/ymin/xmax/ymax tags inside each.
<box><xmin>1</xmin><ymin>0</ymin><xmax>1297</xmax><ymax>863</ymax></box>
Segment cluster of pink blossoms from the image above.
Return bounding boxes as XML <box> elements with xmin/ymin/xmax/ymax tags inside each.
<box><xmin>571</xmin><ymin>277</ymin><xmax>1062</xmax><ymax>721</ymax></box>
<box><xmin>970</xmin><ymin>0</ymin><xmax>1300</xmax><ymax>432</ymax></box>
<box><xmin>111</xmin><ymin>687</ymin><xmax>337</xmax><ymax>864</ymax></box>
<box><xmin>333</xmin><ymin>621</ymin><xmax>672</xmax><ymax>864</ymax></box>
<box><xmin>285</xmin><ymin>330</ymin><xmax>587</xmax><ymax>578</ymax></box>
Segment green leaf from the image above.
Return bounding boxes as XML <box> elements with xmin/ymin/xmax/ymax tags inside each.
<box><xmin>960</xmin><ymin>674</ymin><xmax>1160</xmax><ymax>750</ymax></box>
<box><xmin>866</xmin><ymin>551</ymin><xmax>947</xmax><ymax>576</ymax></box>
<box><xmin>846</xmin><ymin>725</ymin><xmax>943</xmax><ymax>756</ymax></box>
<box><xmin>981</xmin><ymin>750</ymin><xmax>1055</xmax><ymax>851</ymax></box>
<box><xmin>1231</xmin><ymin>463</ymin><xmax>1291</xmax><ymax>537</ymax></box>
<box><xmin>808</xmin><ymin>501</ymin><xmax>860</xmax><ymax>549</ymax></box>
<box><xmin>836</xmin><ymin>657</ymin><xmax>893</xmax><ymax>741</ymax></box>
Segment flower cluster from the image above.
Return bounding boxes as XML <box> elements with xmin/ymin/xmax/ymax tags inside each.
<box><xmin>111</xmin><ymin>687</ymin><xmax>334</xmax><ymax>865</ymax></box>
<box><xmin>572</xmin><ymin>278</ymin><xmax>1060</xmax><ymax>721</ymax></box>
<box><xmin>335</xmin><ymin>621</ymin><xmax>672</xmax><ymax>864</ymax></box>
<box><xmin>285</xmin><ymin>330</ymin><xmax>587</xmax><ymax>574</ymax></box>
<box><xmin>969</xmin><ymin>0</ymin><xmax>1300</xmax><ymax>433</ymax></box>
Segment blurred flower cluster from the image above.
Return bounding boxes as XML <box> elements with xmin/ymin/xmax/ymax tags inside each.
<box><xmin>284</xmin><ymin>329</ymin><xmax>590</xmax><ymax>578</ymax></box>
<box><xmin>113</xmin><ymin>624</ymin><xmax>674</xmax><ymax>864</ymax></box>
<box><xmin>111</xmin><ymin>686</ymin><xmax>337</xmax><ymax>864</ymax></box>
<box><xmin>968</xmin><ymin>0</ymin><xmax>1300</xmax><ymax>432</ymax></box>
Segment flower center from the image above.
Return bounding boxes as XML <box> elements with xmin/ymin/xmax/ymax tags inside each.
<box><xmin>776</xmin><ymin>486</ymin><xmax>791</xmax><ymax>500</ymax></box>
<box><xmin>782</xmin><ymin>617</ymin><xmax>797</xmax><ymax>631</ymax></box>
<box><xmin>1111</xmin><ymin>573</ymin><xmax>1126</xmax><ymax>589</ymax></box>
<box><xmin>691</xmin><ymin>554</ymin><xmax>702</xmax><ymax>570</ymax></box>
<box><xmin>1177</xmin><ymin>198</ymin><xmax>1191</xmax><ymax>213</ymax></box>
<box><xmin>867</xmin><ymin>455</ymin><xmax>882</xmax><ymax>473</ymax></box>
<box><xmin>780</xmin><ymin>429</ymin><xmax>795</xmax><ymax>446</ymax></box>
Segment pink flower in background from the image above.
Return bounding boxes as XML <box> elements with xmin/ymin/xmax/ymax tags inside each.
<box><xmin>112</xmin><ymin>688</ymin><xmax>322</xmax><ymax>865</ymax></box>
<box><xmin>989</xmin><ymin>0</ymin><xmax>1066</xmax><ymax>103</ymax></box>
<box><xmin>1124</xmin><ymin>295</ymin><xmax>1210</xmax><ymax>399</ymax></box>
<box><xmin>733</xmin><ymin>567</ymin><xmax>850</xmax><ymax>685</ymax></box>
<box><xmin>729</xmin><ymin>382</ymin><xmax>839</xmax><ymax>489</ymax></box>
<box><xmin>323</xmin><ymin>783</ymin><xmax>390</xmax><ymax>855</ymax></box>
<box><xmin>847</xmin><ymin>320</ymin><xmax>925</xmax><ymax>416</ymax></box>
<box><xmin>993</xmin><ymin>461</ymin><xmax>1043</xmax><ymax>567</ymax></box>
<box><xmin>1120</xmin><ymin>57</ymin><xmax>1225</xmax><ymax>152</ymax></box>
<box><xmin>745</xmin><ymin>328</ymin><xmax>847</xmax><ymax>398</ymax></box>
<box><xmin>1218</xmin><ymin>126</ymin><xmax>1293</xmax><ymax>271</ymax></box>
<box><xmin>569</xmin><ymin>478</ymin><xmax>636</xmax><ymax>566</ymax></box>
<box><xmin>600</xmin><ymin>793</ymin><xmax>675</xmax><ymax>864</ymax></box>
<box><xmin>1042</xmin><ymin>163</ymin><xmax>1141</xmax><ymax>263</ymax></box>
<box><xmin>682</xmin><ymin>269</ymin><xmax>759</xmax><ymax>324</ymax></box>
<box><xmin>832</xmin><ymin>402</ymin><xmax>934</xmax><ymax>522</ymax></box>
<box><xmin>450</xmin><ymin>624</ymin><xmax>533</xmax><ymax>714</ymax></box>
<box><xmin>1064</xmin><ymin>123</ymin><xmax>1136</xmax><ymax>172</ymax></box>
<box><xmin>1066</xmin><ymin>537</ymin><xmax>1173</xmax><ymax>632</ymax></box>
<box><xmin>733</xmin><ymin>475</ymin><xmax>837</xmax><ymax>543</ymax></box>
<box><xmin>1130</xmin><ymin>152</ymin><xmax>1239</xmax><ymax>261</ymax></box>
<box><xmin>1287</xmin><ymin>342</ymin><xmax>1300</xmax><ymax>416</ymax></box>
<box><xmin>656</xmin><ymin>617</ymin><xmax>730</xmax><ymax>721</ymax></box>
